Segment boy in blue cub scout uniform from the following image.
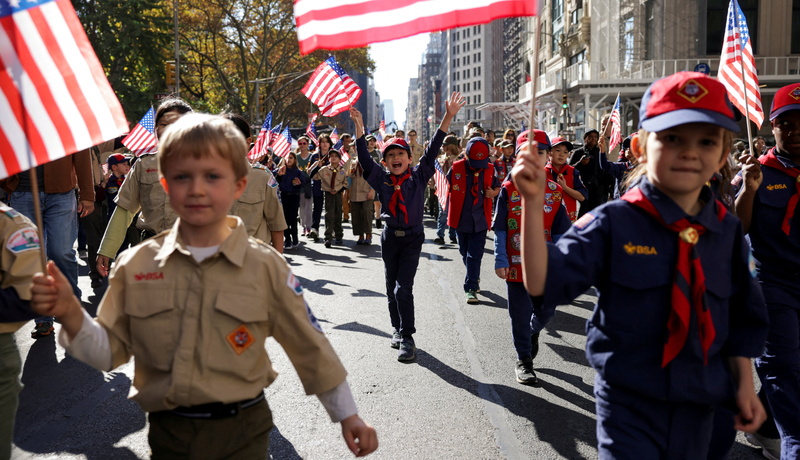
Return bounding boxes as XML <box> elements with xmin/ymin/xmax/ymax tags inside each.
<box><xmin>350</xmin><ymin>93</ymin><xmax>464</xmax><ymax>362</ymax></box>
<box><xmin>735</xmin><ymin>82</ymin><xmax>800</xmax><ymax>460</ymax></box>
<box><xmin>512</xmin><ymin>72</ymin><xmax>769</xmax><ymax>458</ymax></box>
<box><xmin>446</xmin><ymin>137</ymin><xmax>501</xmax><ymax>304</ymax></box>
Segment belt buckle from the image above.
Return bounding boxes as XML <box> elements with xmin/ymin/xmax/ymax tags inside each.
<box><xmin>394</xmin><ymin>230</ymin><xmax>406</xmax><ymax>237</ymax></box>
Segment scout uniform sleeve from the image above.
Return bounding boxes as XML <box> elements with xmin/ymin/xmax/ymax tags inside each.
<box><xmin>95</xmin><ymin>255</ymin><xmax>134</xmax><ymax>368</ymax></box>
<box><xmin>417</xmin><ymin>130</ymin><xmax>446</xmax><ymax>182</ymax></box>
<box><xmin>356</xmin><ymin>137</ymin><xmax>383</xmax><ymax>189</ymax></box>
<box><xmin>0</xmin><ymin>211</ymin><xmax>40</xmax><ymax>323</ymax></box>
<box><xmin>551</xmin><ymin>205</ymin><xmax>571</xmax><ymax>242</ymax></box>
<box><xmin>263</xmin><ymin>183</ymin><xmax>288</xmax><ymax>232</ymax></box>
<box><xmin>269</xmin><ymin>264</ymin><xmax>347</xmax><ymax>395</ymax></box>
<box><xmin>114</xmin><ymin>157</ymin><xmax>144</xmax><ymax>214</ymax></box>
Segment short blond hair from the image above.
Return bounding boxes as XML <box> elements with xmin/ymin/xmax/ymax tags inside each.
<box><xmin>158</xmin><ymin>113</ymin><xmax>250</xmax><ymax>180</ymax></box>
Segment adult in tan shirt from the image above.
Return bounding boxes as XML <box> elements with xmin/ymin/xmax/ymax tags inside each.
<box><xmin>408</xmin><ymin>129</ymin><xmax>424</xmax><ymax>166</ymax></box>
<box><xmin>230</xmin><ymin>163</ymin><xmax>287</xmax><ymax>252</ymax></box>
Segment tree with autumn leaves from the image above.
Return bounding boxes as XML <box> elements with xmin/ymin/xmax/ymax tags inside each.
<box><xmin>73</xmin><ymin>0</ymin><xmax>373</xmax><ymax>128</ymax></box>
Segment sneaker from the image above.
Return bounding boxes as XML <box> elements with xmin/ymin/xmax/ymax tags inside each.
<box><xmin>530</xmin><ymin>332</ymin><xmax>540</xmax><ymax>361</ymax></box>
<box><xmin>284</xmin><ymin>243</ymin><xmax>293</xmax><ymax>250</ymax></box>
<box><xmin>515</xmin><ymin>359</ymin><xmax>538</xmax><ymax>385</ymax></box>
<box><xmin>390</xmin><ymin>330</ymin><xmax>402</xmax><ymax>349</ymax></box>
<box><xmin>309</xmin><ymin>230</ymin><xmax>319</xmax><ymax>242</ymax></box>
<box><xmin>324</xmin><ymin>239</ymin><xmax>332</xmax><ymax>248</ymax></box>
<box><xmin>357</xmin><ymin>237</ymin><xmax>365</xmax><ymax>245</ymax></box>
<box><xmin>335</xmin><ymin>239</ymin><xmax>343</xmax><ymax>245</ymax></box>
<box><xmin>31</xmin><ymin>321</ymin><xmax>55</xmax><ymax>339</ymax></box>
<box><xmin>449</xmin><ymin>237</ymin><xmax>458</xmax><ymax>244</ymax></box>
<box><xmin>78</xmin><ymin>249</ymin><xmax>88</xmax><ymax>260</ymax></box>
<box><xmin>433</xmin><ymin>237</ymin><xmax>445</xmax><ymax>244</ymax></box>
<box><xmin>745</xmin><ymin>432</ymin><xmax>781</xmax><ymax>460</ymax></box>
<box><xmin>466</xmin><ymin>290</ymin><xmax>479</xmax><ymax>304</ymax></box>
<box><xmin>398</xmin><ymin>337</ymin><xmax>416</xmax><ymax>361</ymax></box>
<box><xmin>375</xmin><ymin>219</ymin><xmax>382</xmax><ymax>229</ymax></box>
<box><xmin>364</xmin><ymin>236</ymin><xmax>372</xmax><ymax>245</ymax></box>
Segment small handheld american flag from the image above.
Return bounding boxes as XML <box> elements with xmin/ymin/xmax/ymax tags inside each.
<box><xmin>123</xmin><ymin>107</ymin><xmax>158</xmax><ymax>156</ymax></box>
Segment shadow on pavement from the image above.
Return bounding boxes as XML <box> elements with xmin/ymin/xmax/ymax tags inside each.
<box><xmin>476</xmin><ymin>289</ymin><xmax>507</xmax><ymax>309</ymax></box>
<box><xmin>332</xmin><ymin>322</ymin><xmax>391</xmax><ymax>339</ymax></box>
<box><xmin>15</xmin><ymin>338</ymin><xmax>145</xmax><ymax>459</ymax></box>
<box><xmin>268</xmin><ymin>427</ymin><xmax>303</xmax><ymax>460</ymax></box>
<box><xmin>546</xmin><ymin>308</ymin><xmax>590</xmax><ymax>338</ymax></box>
<box><xmin>415</xmin><ymin>350</ymin><xmax>596</xmax><ymax>459</ymax></box>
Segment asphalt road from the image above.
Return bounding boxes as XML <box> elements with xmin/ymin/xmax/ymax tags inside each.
<box><xmin>11</xmin><ymin>214</ymin><xmax>766</xmax><ymax>459</ymax></box>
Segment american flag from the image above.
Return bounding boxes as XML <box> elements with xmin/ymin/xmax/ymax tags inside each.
<box><xmin>718</xmin><ymin>0</ymin><xmax>764</xmax><ymax>127</ymax></box>
<box><xmin>433</xmin><ymin>157</ymin><xmax>450</xmax><ymax>210</ymax></box>
<box><xmin>301</xmin><ymin>56</ymin><xmax>361</xmax><ymax>116</ymax></box>
<box><xmin>330</xmin><ymin>127</ymin><xmax>341</xmax><ymax>148</ymax></box>
<box><xmin>294</xmin><ymin>0</ymin><xmax>537</xmax><ymax>55</ymax></box>
<box><xmin>608</xmin><ymin>94</ymin><xmax>622</xmax><ymax>153</ymax></box>
<box><xmin>273</xmin><ymin>126</ymin><xmax>292</xmax><ymax>158</ymax></box>
<box><xmin>123</xmin><ymin>107</ymin><xmax>158</xmax><ymax>156</ymax></box>
<box><xmin>305</xmin><ymin>113</ymin><xmax>318</xmax><ymax>144</ymax></box>
<box><xmin>0</xmin><ymin>0</ymin><xmax>128</xmax><ymax>179</ymax></box>
<box><xmin>248</xmin><ymin>111</ymin><xmax>273</xmax><ymax>161</ymax></box>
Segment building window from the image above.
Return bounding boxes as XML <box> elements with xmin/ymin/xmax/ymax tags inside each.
<box><xmin>551</xmin><ymin>0</ymin><xmax>563</xmax><ymax>20</ymax></box>
<box><xmin>466</xmin><ymin>68</ymin><xmax>470</xmax><ymax>78</ymax></box>
<box><xmin>476</xmin><ymin>25</ymin><xmax>481</xmax><ymax>33</ymax></box>
<box><xmin>706</xmin><ymin>0</ymin><xmax>759</xmax><ymax>55</ymax></box>
<box><xmin>476</xmin><ymin>66</ymin><xmax>481</xmax><ymax>76</ymax></box>
<box><xmin>477</xmin><ymin>52</ymin><xmax>481</xmax><ymax>62</ymax></box>
<box><xmin>465</xmin><ymin>82</ymin><xmax>470</xmax><ymax>92</ymax></box>
<box><xmin>621</xmin><ymin>16</ymin><xmax>635</xmax><ymax>69</ymax></box>
<box><xmin>466</xmin><ymin>96</ymin><xmax>470</xmax><ymax>104</ymax></box>
<box><xmin>569</xmin><ymin>50</ymin><xmax>586</xmax><ymax>65</ymax></box>
<box><xmin>465</xmin><ymin>55</ymin><xmax>470</xmax><ymax>65</ymax></box>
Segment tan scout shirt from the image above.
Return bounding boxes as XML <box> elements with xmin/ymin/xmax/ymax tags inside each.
<box><xmin>315</xmin><ymin>163</ymin><xmax>348</xmax><ymax>194</ymax></box>
<box><xmin>114</xmin><ymin>152</ymin><xmax>177</xmax><ymax>233</ymax></box>
<box><xmin>230</xmin><ymin>165</ymin><xmax>287</xmax><ymax>241</ymax></box>
<box><xmin>97</xmin><ymin>217</ymin><xmax>347</xmax><ymax>412</ymax></box>
<box><xmin>347</xmin><ymin>164</ymin><xmax>374</xmax><ymax>203</ymax></box>
<box><xmin>0</xmin><ymin>204</ymin><xmax>41</xmax><ymax>334</ymax></box>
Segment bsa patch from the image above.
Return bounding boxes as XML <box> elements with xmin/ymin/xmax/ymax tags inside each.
<box><xmin>511</xmin><ymin>233</ymin><xmax>521</xmax><ymax>250</ymax></box>
<box><xmin>287</xmin><ymin>272</ymin><xmax>303</xmax><ymax>296</ymax></box>
<box><xmin>553</xmin><ymin>192</ymin><xmax>562</xmax><ymax>201</ymax></box>
<box><xmin>509</xmin><ymin>268</ymin><xmax>517</xmax><ymax>280</ymax></box>
<box><xmin>544</xmin><ymin>194</ymin><xmax>554</xmax><ymax>205</ymax></box>
<box><xmin>511</xmin><ymin>205</ymin><xmax>522</xmax><ymax>213</ymax></box>
<box><xmin>455</xmin><ymin>173</ymin><xmax>462</xmax><ymax>180</ymax></box>
<box><xmin>227</xmin><ymin>324</ymin><xmax>255</xmax><ymax>355</ymax></box>
<box><xmin>790</xmin><ymin>86</ymin><xmax>800</xmax><ymax>100</ymax></box>
<box><xmin>573</xmin><ymin>212</ymin><xmax>596</xmax><ymax>230</ymax></box>
<box><xmin>543</xmin><ymin>205</ymin><xmax>552</xmax><ymax>213</ymax></box>
<box><xmin>511</xmin><ymin>255</ymin><xmax>522</xmax><ymax>265</ymax></box>
<box><xmin>305</xmin><ymin>301</ymin><xmax>323</xmax><ymax>332</ymax></box>
<box><xmin>677</xmin><ymin>79</ymin><xmax>709</xmax><ymax>104</ymax></box>
<box><xmin>453</xmin><ymin>184</ymin><xmax>460</xmax><ymax>191</ymax></box>
<box><xmin>510</xmin><ymin>190</ymin><xmax>521</xmax><ymax>202</ymax></box>
<box><xmin>6</xmin><ymin>228</ymin><xmax>39</xmax><ymax>253</ymax></box>
<box><xmin>547</xmin><ymin>182</ymin><xmax>558</xmax><ymax>191</ymax></box>
<box><xmin>0</xmin><ymin>204</ymin><xmax>20</xmax><ymax>219</ymax></box>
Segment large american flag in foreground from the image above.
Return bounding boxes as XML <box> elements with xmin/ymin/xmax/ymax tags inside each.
<box><xmin>122</xmin><ymin>107</ymin><xmax>157</xmax><ymax>156</ymax></box>
<box><xmin>608</xmin><ymin>94</ymin><xmax>622</xmax><ymax>153</ymax></box>
<box><xmin>0</xmin><ymin>0</ymin><xmax>127</xmax><ymax>179</ymax></box>
<box><xmin>301</xmin><ymin>56</ymin><xmax>362</xmax><ymax>116</ymax></box>
<box><xmin>294</xmin><ymin>0</ymin><xmax>537</xmax><ymax>55</ymax></box>
<box><xmin>718</xmin><ymin>0</ymin><xmax>763</xmax><ymax>127</ymax></box>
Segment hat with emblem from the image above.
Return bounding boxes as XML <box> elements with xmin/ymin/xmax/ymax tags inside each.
<box><xmin>516</xmin><ymin>129</ymin><xmax>551</xmax><ymax>151</ymax></box>
<box><xmin>769</xmin><ymin>83</ymin><xmax>800</xmax><ymax>120</ymax></box>
<box><xmin>465</xmin><ymin>137</ymin><xmax>491</xmax><ymax>169</ymax></box>
<box><xmin>107</xmin><ymin>153</ymin><xmax>132</xmax><ymax>167</ymax></box>
<box><xmin>550</xmin><ymin>136</ymin><xmax>573</xmax><ymax>151</ymax></box>
<box><xmin>639</xmin><ymin>71</ymin><xmax>739</xmax><ymax>132</ymax></box>
<box><xmin>382</xmin><ymin>138</ymin><xmax>411</xmax><ymax>159</ymax></box>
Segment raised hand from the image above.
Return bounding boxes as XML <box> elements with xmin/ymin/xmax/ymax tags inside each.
<box><xmin>445</xmin><ymin>92</ymin><xmax>466</xmax><ymax>118</ymax></box>
<box><xmin>511</xmin><ymin>145</ymin><xmax>547</xmax><ymax>201</ymax></box>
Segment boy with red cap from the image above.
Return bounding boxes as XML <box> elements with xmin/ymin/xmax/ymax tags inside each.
<box><xmin>493</xmin><ymin>131</ymin><xmax>570</xmax><ymax>384</ymax></box>
<box><xmin>447</xmin><ymin>136</ymin><xmax>502</xmax><ymax>304</ymax></box>
<box><xmin>545</xmin><ymin>137</ymin><xmax>587</xmax><ymax>222</ymax></box>
<box><xmin>104</xmin><ymin>154</ymin><xmax>140</xmax><ymax>256</ymax></box>
<box><xmin>349</xmin><ymin>94</ymin><xmax>464</xmax><ymax>361</ymax></box>
<box><xmin>735</xmin><ymin>82</ymin><xmax>800</xmax><ymax>459</ymax></box>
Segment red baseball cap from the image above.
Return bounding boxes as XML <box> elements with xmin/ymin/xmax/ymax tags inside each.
<box><xmin>769</xmin><ymin>83</ymin><xmax>800</xmax><ymax>120</ymax></box>
<box><xmin>382</xmin><ymin>138</ymin><xmax>411</xmax><ymax>158</ymax></box>
<box><xmin>550</xmin><ymin>136</ymin><xmax>573</xmax><ymax>151</ymax></box>
<box><xmin>516</xmin><ymin>130</ymin><xmax>551</xmax><ymax>150</ymax></box>
<box><xmin>107</xmin><ymin>153</ymin><xmax>131</xmax><ymax>167</ymax></box>
<box><xmin>639</xmin><ymin>72</ymin><xmax>739</xmax><ymax>132</ymax></box>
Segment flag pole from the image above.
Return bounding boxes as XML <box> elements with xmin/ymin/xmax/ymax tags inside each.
<box><xmin>734</xmin><ymin>1</ymin><xmax>755</xmax><ymax>152</ymax></box>
<box><xmin>27</xmin><ymin>167</ymin><xmax>48</xmax><ymax>272</ymax></box>
<box><xmin>527</xmin><ymin>14</ymin><xmax>541</xmax><ymax>152</ymax></box>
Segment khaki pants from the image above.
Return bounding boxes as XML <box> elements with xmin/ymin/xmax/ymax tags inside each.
<box><xmin>148</xmin><ymin>399</ymin><xmax>273</xmax><ymax>460</ymax></box>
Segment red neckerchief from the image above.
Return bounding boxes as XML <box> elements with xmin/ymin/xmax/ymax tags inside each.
<box><xmin>759</xmin><ymin>147</ymin><xmax>800</xmax><ymax>236</ymax></box>
<box><xmin>621</xmin><ymin>187</ymin><xmax>726</xmax><ymax>367</ymax></box>
<box><xmin>389</xmin><ymin>170</ymin><xmax>411</xmax><ymax>224</ymax></box>
<box><xmin>470</xmin><ymin>169</ymin><xmax>482</xmax><ymax>205</ymax></box>
<box><xmin>544</xmin><ymin>162</ymin><xmax>567</xmax><ymax>182</ymax></box>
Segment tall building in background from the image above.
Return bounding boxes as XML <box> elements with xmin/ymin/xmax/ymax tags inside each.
<box><xmin>405</xmin><ymin>32</ymin><xmax>444</xmax><ymax>140</ymax></box>
<box><xmin>405</xmin><ymin>77</ymin><xmax>418</xmax><ymax>132</ymax></box>
<box><xmin>383</xmin><ymin>99</ymin><xmax>395</xmax><ymax>127</ymax></box>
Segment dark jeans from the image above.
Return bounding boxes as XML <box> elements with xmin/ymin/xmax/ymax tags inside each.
<box><xmin>281</xmin><ymin>192</ymin><xmax>301</xmax><ymax>246</ymax></box>
<box><xmin>456</xmin><ymin>229</ymin><xmax>487</xmax><ymax>292</ymax></box>
<box><xmin>381</xmin><ymin>229</ymin><xmax>424</xmax><ymax>337</ymax></box>
<box><xmin>78</xmin><ymin>200</ymin><xmax>106</xmax><ymax>281</ymax></box>
<box><xmin>312</xmin><ymin>194</ymin><xmax>324</xmax><ymax>230</ymax></box>
<box><xmin>507</xmin><ymin>281</ymin><xmax>553</xmax><ymax>360</ymax></box>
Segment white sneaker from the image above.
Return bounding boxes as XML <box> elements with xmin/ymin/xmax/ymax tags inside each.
<box><xmin>745</xmin><ymin>431</ymin><xmax>781</xmax><ymax>460</ymax></box>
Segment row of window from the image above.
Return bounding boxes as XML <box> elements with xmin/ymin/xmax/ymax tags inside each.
<box><xmin>451</xmin><ymin>25</ymin><xmax>482</xmax><ymax>41</ymax></box>
<box><xmin>453</xmin><ymin>80</ymin><xmax>482</xmax><ymax>94</ymax></box>
<box><xmin>452</xmin><ymin>53</ymin><xmax>482</xmax><ymax>68</ymax></box>
<box><xmin>451</xmin><ymin>38</ymin><xmax>482</xmax><ymax>55</ymax></box>
<box><xmin>452</xmin><ymin>66</ymin><xmax>482</xmax><ymax>81</ymax></box>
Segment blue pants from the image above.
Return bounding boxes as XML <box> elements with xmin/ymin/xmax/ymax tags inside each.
<box><xmin>281</xmin><ymin>192</ymin><xmax>301</xmax><ymax>246</ymax></box>
<box><xmin>436</xmin><ymin>206</ymin><xmax>455</xmax><ymax>240</ymax></box>
<box><xmin>756</xmin><ymin>282</ymin><xmax>800</xmax><ymax>460</ymax></box>
<box><xmin>10</xmin><ymin>190</ymin><xmax>80</xmax><ymax>298</ymax></box>
<box><xmin>381</xmin><ymin>229</ymin><xmax>424</xmax><ymax>337</ymax></box>
<box><xmin>311</xmin><ymin>194</ymin><xmax>324</xmax><ymax>230</ymax></box>
<box><xmin>594</xmin><ymin>376</ymin><xmax>714</xmax><ymax>459</ymax></box>
<box><xmin>507</xmin><ymin>281</ymin><xmax>554</xmax><ymax>360</ymax></box>
<box><xmin>456</xmin><ymin>229</ymin><xmax>486</xmax><ymax>292</ymax></box>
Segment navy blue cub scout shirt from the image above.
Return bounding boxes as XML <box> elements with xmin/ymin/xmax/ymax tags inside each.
<box><xmin>540</xmin><ymin>177</ymin><xmax>768</xmax><ymax>405</ymax></box>
<box><xmin>356</xmin><ymin>130</ymin><xmax>446</xmax><ymax>229</ymax></box>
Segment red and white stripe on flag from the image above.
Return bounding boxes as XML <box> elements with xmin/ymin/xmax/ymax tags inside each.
<box><xmin>301</xmin><ymin>57</ymin><xmax>361</xmax><ymax>116</ymax></box>
<box><xmin>608</xmin><ymin>94</ymin><xmax>622</xmax><ymax>153</ymax></box>
<box><xmin>273</xmin><ymin>132</ymin><xmax>291</xmax><ymax>158</ymax></box>
<box><xmin>434</xmin><ymin>159</ymin><xmax>449</xmax><ymax>210</ymax></box>
<box><xmin>122</xmin><ymin>107</ymin><xmax>157</xmax><ymax>156</ymax></box>
<box><xmin>294</xmin><ymin>0</ymin><xmax>537</xmax><ymax>55</ymax></box>
<box><xmin>0</xmin><ymin>0</ymin><xmax>128</xmax><ymax>180</ymax></box>
<box><xmin>717</xmin><ymin>0</ymin><xmax>763</xmax><ymax>127</ymax></box>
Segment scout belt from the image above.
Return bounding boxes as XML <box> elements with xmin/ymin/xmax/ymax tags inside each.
<box><xmin>167</xmin><ymin>393</ymin><xmax>264</xmax><ymax>419</ymax></box>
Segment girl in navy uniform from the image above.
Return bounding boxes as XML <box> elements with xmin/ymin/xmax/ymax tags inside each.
<box><xmin>513</xmin><ymin>72</ymin><xmax>769</xmax><ymax>458</ymax></box>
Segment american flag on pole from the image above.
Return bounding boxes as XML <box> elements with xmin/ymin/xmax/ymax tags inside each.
<box><xmin>0</xmin><ymin>0</ymin><xmax>128</xmax><ymax>179</ymax></box>
<box><xmin>434</xmin><ymin>157</ymin><xmax>450</xmax><ymax>210</ymax></box>
<box><xmin>294</xmin><ymin>0</ymin><xmax>537</xmax><ymax>55</ymax></box>
<box><xmin>608</xmin><ymin>94</ymin><xmax>622</xmax><ymax>153</ymax></box>
<box><xmin>330</xmin><ymin>127</ymin><xmax>340</xmax><ymax>148</ymax></box>
<box><xmin>272</xmin><ymin>126</ymin><xmax>292</xmax><ymax>158</ymax></box>
<box><xmin>248</xmin><ymin>111</ymin><xmax>273</xmax><ymax>161</ymax></box>
<box><xmin>122</xmin><ymin>107</ymin><xmax>158</xmax><ymax>156</ymax></box>
<box><xmin>718</xmin><ymin>0</ymin><xmax>764</xmax><ymax>127</ymax></box>
<box><xmin>301</xmin><ymin>56</ymin><xmax>362</xmax><ymax>116</ymax></box>
<box><xmin>305</xmin><ymin>113</ymin><xmax>318</xmax><ymax>144</ymax></box>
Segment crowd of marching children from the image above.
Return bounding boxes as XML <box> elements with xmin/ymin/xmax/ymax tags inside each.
<box><xmin>2</xmin><ymin>75</ymin><xmax>800</xmax><ymax>459</ymax></box>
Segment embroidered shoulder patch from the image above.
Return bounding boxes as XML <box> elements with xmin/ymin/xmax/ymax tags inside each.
<box><xmin>227</xmin><ymin>324</ymin><xmax>255</xmax><ymax>354</ymax></box>
<box><xmin>305</xmin><ymin>301</ymin><xmax>323</xmax><ymax>333</ymax></box>
<box><xmin>267</xmin><ymin>172</ymin><xmax>278</xmax><ymax>188</ymax></box>
<box><xmin>748</xmin><ymin>249</ymin><xmax>757</xmax><ymax>278</ymax></box>
<box><xmin>0</xmin><ymin>204</ymin><xmax>20</xmax><ymax>219</ymax></box>
<box><xmin>287</xmin><ymin>272</ymin><xmax>303</xmax><ymax>296</ymax></box>
<box><xmin>6</xmin><ymin>228</ymin><xmax>40</xmax><ymax>253</ymax></box>
<box><xmin>573</xmin><ymin>213</ymin><xmax>596</xmax><ymax>230</ymax></box>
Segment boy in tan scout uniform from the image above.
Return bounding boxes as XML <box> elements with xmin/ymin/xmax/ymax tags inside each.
<box><xmin>0</xmin><ymin>203</ymin><xmax>40</xmax><ymax>459</ymax></box>
<box><xmin>31</xmin><ymin>114</ymin><xmax>378</xmax><ymax>459</ymax></box>
<box><xmin>309</xmin><ymin>150</ymin><xmax>350</xmax><ymax>248</ymax></box>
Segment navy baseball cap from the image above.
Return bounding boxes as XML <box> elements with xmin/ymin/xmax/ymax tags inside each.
<box><xmin>769</xmin><ymin>83</ymin><xmax>800</xmax><ymax>120</ymax></box>
<box><xmin>639</xmin><ymin>72</ymin><xmax>739</xmax><ymax>132</ymax></box>
<box><xmin>466</xmin><ymin>137</ymin><xmax>491</xmax><ymax>169</ymax></box>
<box><xmin>107</xmin><ymin>153</ymin><xmax>131</xmax><ymax>167</ymax></box>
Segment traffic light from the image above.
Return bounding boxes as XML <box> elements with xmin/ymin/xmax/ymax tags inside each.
<box><xmin>562</xmin><ymin>94</ymin><xmax>568</xmax><ymax>109</ymax></box>
<box><xmin>258</xmin><ymin>92</ymin><xmax>266</xmax><ymax>110</ymax></box>
<box><xmin>165</xmin><ymin>61</ymin><xmax>176</xmax><ymax>86</ymax></box>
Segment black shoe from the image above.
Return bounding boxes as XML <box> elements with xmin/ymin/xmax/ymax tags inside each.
<box><xmin>449</xmin><ymin>237</ymin><xmax>457</xmax><ymax>244</ymax></box>
<box><xmin>433</xmin><ymin>237</ymin><xmax>445</xmax><ymax>244</ymax></box>
<box><xmin>335</xmin><ymin>239</ymin><xmax>343</xmax><ymax>245</ymax></box>
<box><xmin>515</xmin><ymin>359</ymin><xmax>538</xmax><ymax>385</ymax></box>
<box><xmin>398</xmin><ymin>336</ymin><xmax>416</xmax><ymax>361</ymax></box>
<box><xmin>530</xmin><ymin>332</ymin><xmax>540</xmax><ymax>361</ymax></box>
<box><xmin>390</xmin><ymin>330</ymin><xmax>402</xmax><ymax>349</ymax></box>
<box><xmin>324</xmin><ymin>240</ymin><xmax>332</xmax><ymax>248</ymax></box>
<box><xmin>375</xmin><ymin>219</ymin><xmax>382</xmax><ymax>229</ymax></box>
<box><xmin>31</xmin><ymin>321</ymin><xmax>55</xmax><ymax>339</ymax></box>
<box><xmin>91</xmin><ymin>277</ymin><xmax>103</xmax><ymax>288</ymax></box>
<box><xmin>342</xmin><ymin>218</ymin><xmax>349</xmax><ymax>223</ymax></box>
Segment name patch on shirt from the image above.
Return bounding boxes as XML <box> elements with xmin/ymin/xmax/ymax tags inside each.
<box><xmin>6</xmin><ymin>228</ymin><xmax>40</xmax><ymax>253</ymax></box>
<box><xmin>134</xmin><ymin>272</ymin><xmax>164</xmax><ymax>281</ymax></box>
<box><xmin>624</xmin><ymin>242</ymin><xmax>658</xmax><ymax>255</ymax></box>
<box><xmin>227</xmin><ymin>324</ymin><xmax>255</xmax><ymax>354</ymax></box>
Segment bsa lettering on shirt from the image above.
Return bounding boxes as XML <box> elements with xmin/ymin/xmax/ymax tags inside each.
<box><xmin>623</xmin><ymin>242</ymin><xmax>658</xmax><ymax>255</ymax></box>
<box><xmin>145</xmin><ymin>168</ymin><xmax>158</xmax><ymax>173</ymax></box>
<box><xmin>134</xmin><ymin>272</ymin><xmax>165</xmax><ymax>281</ymax></box>
<box><xmin>766</xmin><ymin>183</ymin><xmax>788</xmax><ymax>191</ymax></box>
